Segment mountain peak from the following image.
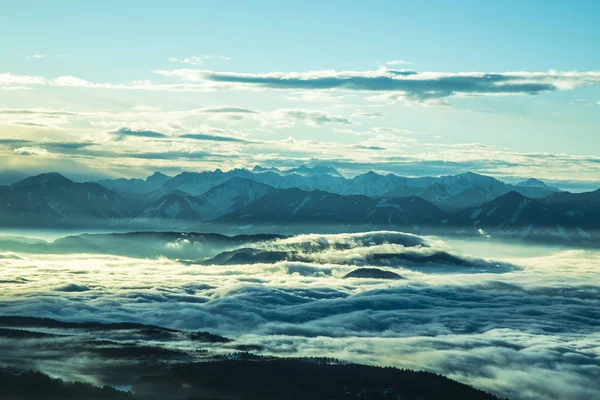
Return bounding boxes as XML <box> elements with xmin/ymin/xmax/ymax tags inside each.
<box><xmin>363</xmin><ymin>171</ymin><xmax>381</xmax><ymax>177</ymax></box>
<box><xmin>493</xmin><ymin>190</ymin><xmax>529</xmax><ymax>202</ymax></box>
<box><xmin>252</xmin><ymin>165</ymin><xmax>280</xmax><ymax>173</ymax></box>
<box><xmin>146</xmin><ymin>171</ymin><xmax>170</xmax><ymax>182</ymax></box>
<box><xmin>286</xmin><ymin>164</ymin><xmax>342</xmax><ymax>177</ymax></box>
<box><xmin>517</xmin><ymin>178</ymin><xmax>548</xmax><ymax>188</ymax></box>
<box><xmin>12</xmin><ymin>172</ymin><xmax>73</xmax><ymax>187</ymax></box>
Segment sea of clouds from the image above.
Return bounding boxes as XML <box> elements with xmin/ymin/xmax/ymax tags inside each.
<box><xmin>0</xmin><ymin>231</ymin><xmax>598</xmax><ymax>400</ymax></box>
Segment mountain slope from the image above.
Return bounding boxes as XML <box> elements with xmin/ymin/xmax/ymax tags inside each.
<box><xmin>218</xmin><ymin>188</ymin><xmax>448</xmax><ymax>225</ymax></box>
<box><xmin>141</xmin><ymin>178</ymin><xmax>275</xmax><ymax>220</ymax></box>
<box><xmin>0</xmin><ymin>173</ymin><xmax>135</xmax><ymax>224</ymax></box>
<box><xmin>97</xmin><ymin>171</ymin><xmax>170</xmax><ymax>194</ymax></box>
<box><xmin>543</xmin><ymin>189</ymin><xmax>600</xmax><ymax>229</ymax></box>
<box><xmin>455</xmin><ymin>191</ymin><xmax>560</xmax><ymax>229</ymax></box>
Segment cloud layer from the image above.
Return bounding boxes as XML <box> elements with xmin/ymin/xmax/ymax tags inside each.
<box><xmin>0</xmin><ymin>231</ymin><xmax>598</xmax><ymax>400</ymax></box>
<box><xmin>154</xmin><ymin>68</ymin><xmax>600</xmax><ymax>102</ymax></box>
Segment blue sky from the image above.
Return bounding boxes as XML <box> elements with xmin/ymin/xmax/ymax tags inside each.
<box><xmin>1</xmin><ymin>0</ymin><xmax>599</xmax><ymax>189</ymax></box>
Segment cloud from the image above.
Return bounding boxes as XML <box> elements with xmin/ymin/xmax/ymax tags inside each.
<box><xmin>386</xmin><ymin>60</ymin><xmax>413</xmax><ymax>65</ymax></box>
<box><xmin>180</xmin><ymin>133</ymin><xmax>247</xmax><ymax>142</ymax></box>
<box><xmin>13</xmin><ymin>146</ymin><xmax>49</xmax><ymax>156</ymax></box>
<box><xmin>266</xmin><ymin>109</ymin><xmax>354</xmax><ymax>127</ymax></box>
<box><xmin>130</xmin><ymin>105</ymin><xmax>161</xmax><ymax>112</ymax></box>
<box><xmin>195</xmin><ymin>106</ymin><xmax>258</xmax><ymax>114</ymax></box>
<box><xmin>153</xmin><ymin>68</ymin><xmax>600</xmax><ymax>102</ymax></box>
<box><xmin>1</xmin><ymin>86</ymin><xmax>33</xmax><ymax>91</ymax></box>
<box><xmin>112</xmin><ymin>127</ymin><xmax>167</xmax><ymax>139</ymax></box>
<box><xmin>169</xmin><ymin>55</ymin><xmax>231</xmax><ymax>65</ymax></box>
<box><xmin>354</xmin><ymin>145</ymin><xmax>386</xmax><ymax>151</ymax></box>
<box><xmin>352</xmin><ymin>112</ymin><xmax>383</xmax><ymax>118</ymax></box>
<box><xmin>0</xmin><ymin>139</ymin><xmax>92</xmax><ymax>153</ymax></box>
<box><xmin>0</xmin><ymin>73</ymin><xmax>46</xmax><ymax>86</ymax></box>
<box><xmin>123</xmin><ymin>150</ymin><xmax>218</xmax><ymax>160</ymax></box>
<box><xmin>0</xmin><ymin>232</ymin><xmax>599</xmax><ymax>400</ymax></box>
<box><xmin>285</xmin><ymin>91</ymin><xmax>342</xmax><ymax>103</ymax></box>
<box><xmin>4</xmin><ymin>69</ymin><xmax>600</xmax><ymax>103</ymax></box>
<box><xmin>0</xmin><ymin>109</ymin><xmax>79</xmax><ymax>116</ymax></box>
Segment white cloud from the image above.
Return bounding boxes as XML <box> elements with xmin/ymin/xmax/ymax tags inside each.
<box><xmin>4</xmin><ymin>68</ymin><xmax>600</xmax><ymax>103</ymax></box>
<box><xmin>0</xmin><ymin>233</ymin><xmax>599</xmax><ymax>400</ymax></box>
<box><xmin>13</xmin><ymin>146</ymin><xmax>50</xmax><ymax>156</ymax></box>
<box><xmin>259</xmin><ymin>109</ymin><xmax>355</xmax><ymax>128</ymax></box>
<box><xmin>0</xmin><ymin>73</ymin><xmax>46</xmax><ymax>86</ymax></box>
<box><xmin>386</xmin><ymin>60</ymin><xmax>413</xmax><ymax>65</ymax></box>
<box><xmin>153</xmin><ymin>68</ymin><xmax>600</xmax><ymax>102</ymax></box>
<box><xmin>130</xmin><ymin>105</ymin><xmax>162</xmax><ymax>112</ymax></box>
<box><xmin>169</xmin><ymin>55</ymin><xmax>231</xmax><ymax>65</ymax></box>
<box><xmin>1</xmin><ymin>86</ymin><xmax>33</xmax><ymax>91</ymax></box>
<box><xmin>285</xmin><ymin>91</ymin><xmax>342</xmax><ymax>103</ymax></box>
<box><xmin>351</xmin><ymin>112</ymin><xmax>383</xmax><ymax>118</ymax></box>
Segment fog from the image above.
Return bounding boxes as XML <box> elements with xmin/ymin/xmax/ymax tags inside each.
<box><xmin>0</xmin><ymin>230</ymin><xmax>598</xmax><ymax>400</ymax></box>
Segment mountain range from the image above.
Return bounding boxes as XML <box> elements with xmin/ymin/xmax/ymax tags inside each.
<box><xmin>0</xmin><ymin>165</ymin><xmax>598</xmax><ymax>244</ymax></box>
<box><xmin>98</xmin><ymin>166</ymin><xmax>561</xmax><ymax>209</ymax></box>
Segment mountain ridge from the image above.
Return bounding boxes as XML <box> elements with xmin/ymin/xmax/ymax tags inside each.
<box><xmin>1</xmin><ymin>171</ymin><xmax>598</xmax><ymax>244</ymax></box>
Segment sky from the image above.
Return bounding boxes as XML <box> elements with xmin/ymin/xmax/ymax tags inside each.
<box><xmin>1</xmin><ymin>0</ymin><xmax>599</xmax><ymax>189</ymax></box>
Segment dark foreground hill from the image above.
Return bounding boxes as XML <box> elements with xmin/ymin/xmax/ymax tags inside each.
<box><xmin>0</xmin><ymin>361</ymin><xmax>504</xmax><ymax>400</ymax></box>
<box><xmin>0</xmin><ymin>317</ymin><xmax>504</xmax><ymax>400</ymax></box>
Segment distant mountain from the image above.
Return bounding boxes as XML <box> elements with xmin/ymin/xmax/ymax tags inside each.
<box><xmin>252</xmin><ymin>164</ymin><xmax>342</xmax><ymax>177</ymax></box>
<box><xmin>383</xmin><ymin>172</ymin><xmax>560</xmax><ymax>210</ymax></box>
<box><xmin>456</xmin><ymin>191</ymin><xmax>560</xmax><ymax>229</ymax></box>
<box><xmin>97</xmin><ymin>171</ymin><xmax>171</xmax><ymax>194</ymax></box>
<box><xmin>436</xmin><ymin>171</ymin><xmax>507</xmax><ymax>196</ymax></box>
<box><xmin>286</xmin><ymin>164</ymin><xmax>342</xmax><ymax>177</ymax></box>
<box><xmin>252</xmin><ymin>165</ymin><xmax>281</xmax><ymax>174</ymax></box>
<box><xmin>218</xmin><ymin>188</ymin><xmax>448</xmax><ymax>225</ymax></box>
<box><xmin>516</xmin><ymin>178</ymin><xmax>560</xmax><ymax>191</ymax></box>
<box><xmin>0</xmin><ymin>173</ymin><xmax>135</xmax><ymax>224</ymax></box>
<box><xmin>3</xmin><ymin>170</ymin><xmax>599</xmax><ymax>244</ymax></box>
<box><xmin>96</xmin><ymin>167</ymin><xmax>564</xmax><ymax>212</ymax></box>
<box><xmin>141</xmin><ymin>178</ymin><xmax>275</xmax><ymax>220</ymax></box>
<box><xmin>344</xmin><ymin>171</ymin><xmax>428</xmax><ymax>197</ymax></box>
<box><xmin>162</xmin><ymin>169</ymin><xmax>233</xmax><ymax>195</ymax></box>
<box><xmin>161</xmin><ymin>168</ymin><xmax>347</xmax><ymax>196</ymax></box>
<box><xmin>197</xmin><ymin>178</ymin><xmax>275</xmax><ymax>218</ymax></box>
<box><xmin>542</xmin><ymin>189</ymin><xmax>600</xmax><ymax>229</ymax></box>
<box><xmin>454</xmin><ymin>191</ymin><xmax>598</xmax><ymax>242</ymax></box>
<box><xmin>140</xmin><ymin>191</ymin><xmax>206</xmax><ymax>220</ymax></box>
